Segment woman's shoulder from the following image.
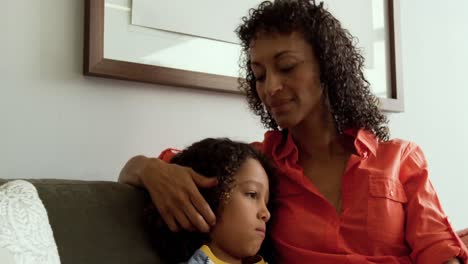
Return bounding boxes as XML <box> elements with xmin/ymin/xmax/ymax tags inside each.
<box><xmin>259</xmin><ymin>130</ymin><xmax>284</xmax><ymax>143</ymax></box>
<box><xmin>250</xmin><ymin>130</ymin><xmax>284</xmax><ymax>151</ymax></box>
<box><xmin>377</xmin><ymin>137</ymin><xmax>428</xmax><ymax>173</ymax></box>
<box><xmin>379</xmin><ymin>137</ymin><xmax>423</xmax><ymax>156</ymax></box>
<box><xmin>358</xmin><ymin>129</ymin><xmax>426</xmax><ymax>162</ymax></box>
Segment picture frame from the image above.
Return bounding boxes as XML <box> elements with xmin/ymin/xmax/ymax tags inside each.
<box><xmin>84</xmin><ymin>0</ymin><xmax>404</xmax><ymax>112</ymax></box>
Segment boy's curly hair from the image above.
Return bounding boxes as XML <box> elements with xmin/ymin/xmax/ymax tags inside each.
<box><xmin>144</xmin><ymin>138</ymin><xmax>277</xmax><ymax>263</ymax></box>
<box><xmin>236</xmin><ymin>0</ymin><xmax>389</xmax><ymax>141</ymax></box>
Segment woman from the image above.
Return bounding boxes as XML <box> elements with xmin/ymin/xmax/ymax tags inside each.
<box><xmin>119</xmin><ymin>1</ymin><xmax>467</xmax><ymax>263</ymax></box>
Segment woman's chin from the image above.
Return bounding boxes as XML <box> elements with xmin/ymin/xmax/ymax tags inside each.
<box><xmin>273</xmin><ymin>117</ymin><xmax>297</xmax><ymax>130</ymax></box>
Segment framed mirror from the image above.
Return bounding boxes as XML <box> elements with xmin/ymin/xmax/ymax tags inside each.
<box><xmin>84</xmin><ymin>0</ymin><xmax>404</xmax><ymax>112</ymax></box>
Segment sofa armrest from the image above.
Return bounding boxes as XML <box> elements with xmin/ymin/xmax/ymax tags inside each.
<box><xmin>0</xmin><ymin>179</ymin><xmax>163</xmax><ymax>264</ymax></box>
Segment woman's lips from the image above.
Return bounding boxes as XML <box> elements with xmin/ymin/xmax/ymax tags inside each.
<box><xmin>269</xmin><ymin>99</ymin><xmax>293</xmax><ymax>113</ymax></box>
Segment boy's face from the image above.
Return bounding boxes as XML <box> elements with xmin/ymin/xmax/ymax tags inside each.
<box><xmin>208</xmin><ymin>158</ymin><xmax>271</xmax><ymax>262</ymax></box>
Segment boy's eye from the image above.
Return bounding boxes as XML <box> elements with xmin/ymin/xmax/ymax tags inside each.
<box><xmin>246</xmin><ymin>192</ymin><xmax>257</xmax><ymax>199</ymax></box>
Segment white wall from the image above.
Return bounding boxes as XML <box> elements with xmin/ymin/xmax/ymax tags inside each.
<box><xmin>0</xmin><ymin>1</ymin><xmax>466</xmax><ymax>229</ymax></box>
<box><xmin>388</xmin><ymin>1</ymin><xmax>468</xmax><ymax>230</ymax></box>
<box><xmin>0</xmin><ymin>0</ymin><xmax>264</xmax><ymax>181</ymax></box>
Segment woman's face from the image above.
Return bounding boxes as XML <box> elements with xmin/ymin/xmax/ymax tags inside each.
<box><xmin>249</xmin><ymin>31</ymin><xmax>323</xmax><ymax>129</ymax></box>
<box><xmin>208</xmin><ymin>158</ymin><xmax>270</xmax><ymax>262</ymax></box>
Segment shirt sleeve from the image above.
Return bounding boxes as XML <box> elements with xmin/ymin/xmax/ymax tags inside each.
<box><xmin>157</xmin><ymin>141</ymin><xmax>263</xmax><ymax>162</ymax></box>
<box><xmin>250</xmin><ymin>141</ymin><xmax>264</xmax><ymax>152</ymax></box>
<box><xmin>157</xmin><ymin>148</ymin><xmax>181</xmax><ymax>162</ymax></box>
<box><xmin>399</xmin><ymin>142</ymin><xmax>468</xmax><ymax>264</ymax></box>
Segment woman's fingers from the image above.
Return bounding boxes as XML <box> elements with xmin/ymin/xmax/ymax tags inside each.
<box><xmin>156</xmin><ymin>203</ymin><xmax>179</xmax><ymax>232</ymax></box>
<box><xmin>143</xmin><ymin>160</ymin><xmax>217</xmax><ymax>232</ymax></box>
<box><xmin>191</xmin><ymin>170</ymin><xmax>218</xmax><ymax>188</ymax></box>
<box><xmin>190</xmin><ymin>170</ymin><xmax>217</xmax><ymax>227</ymax></box>
<box><xmin>183</xmin><ymin>199</ymin><xmax>209</xmax><ymax>232</ymax></box>
<box><xmin>189</xmin><ymin>187</ymin><xmax>216</xmax><ymax>228</ymax></box>
<box><xmin>172</xmin><ymin>206</ymin><xmax>195</xmax><ymax>232</ymax></box>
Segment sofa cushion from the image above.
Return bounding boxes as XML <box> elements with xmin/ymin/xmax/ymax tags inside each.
<box><xmin>0</xmin><ymin>179</ymin><xmax>162</xmax><ymax>264</ymax></box>
<box><xmin>0</xmin><ymin>180</ymin><xmax>61</xmax><ymax>264</ymax></box>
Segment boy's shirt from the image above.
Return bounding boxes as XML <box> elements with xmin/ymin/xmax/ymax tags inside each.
<box><xmin>187</xmin><ymin>245</ymin><xmax>266</xmax><ymax>264</ymax></box>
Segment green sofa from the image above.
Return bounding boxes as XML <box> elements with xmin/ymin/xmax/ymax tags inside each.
<box><xmin>1</xmin><ymin>179</ymin><xmax>467</xmax><ymax>264</ymax></box>
<box><xmin>0</xmin><ymin>179</ymin><xmax>161</xmax><ymax>264</ymax></box>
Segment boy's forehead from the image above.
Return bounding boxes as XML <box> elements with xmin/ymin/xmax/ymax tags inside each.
<box><xmin>234</xmin><ymin>158</ymin><xmax>269</xmax><ymax>186</ymax></box>
<box><xmin>237</xmin><ymin>180</ymin><xmax>264</xmax><ymax>187</ymax></box>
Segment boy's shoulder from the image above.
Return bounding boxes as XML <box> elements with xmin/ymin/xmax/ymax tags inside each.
<box><xmin>186</xmin><ymin>248</ymin><xmax>215</xmax><ymax>264</ymax></box>
<box><xmin>186</xmin><ymin>245</ymin><xmax>267</xmax><ymax>264</ymax></box>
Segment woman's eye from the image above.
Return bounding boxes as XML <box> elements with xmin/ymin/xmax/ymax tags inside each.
<box><xmin>255</xmin><ymin>75</ymin><xmax>265</xmax><ymax>82</ymax></box>
<box><xmin>280</xmin><ymin>64</ymin><xmax>296</xmax><ymax>73</ymax></box>
<box><xmin>246</xmin><ymin>192</ymin><xmax>258</xmax><ymax>199</ymax></box>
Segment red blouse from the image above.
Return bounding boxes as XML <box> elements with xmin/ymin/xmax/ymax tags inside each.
<box><xmin>258</xmin><ymin>129</ymin><xmax>467</xmax><ymax>263</ymax></box>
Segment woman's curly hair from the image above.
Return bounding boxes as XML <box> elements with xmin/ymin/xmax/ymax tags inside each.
<box><xmin>236</xmin><ymin>0</ymin><xmax>389</xmax><ymax>141</ymax></box>
<box><xmin>144</xmin><ymin>138</ymin><xmax>277</xmax><ymax>263</ymax></box>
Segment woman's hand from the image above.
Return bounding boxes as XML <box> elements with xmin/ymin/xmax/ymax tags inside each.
<box><xmin>119</xmin><ymin>155</ymin><xmax>218</xmax><ymax>232</ymax></box>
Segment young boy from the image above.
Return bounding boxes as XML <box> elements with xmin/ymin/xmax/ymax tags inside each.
<box><xmin>144</xmin><ymin>138</ymin><xmax>276</xmax><ymax>264</ymax></box>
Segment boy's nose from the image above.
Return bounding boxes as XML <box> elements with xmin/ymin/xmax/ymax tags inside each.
<box><xmin>258</xmin><ymin>206</ymin><xmax>271</xmax><ymax>222</ymax></box>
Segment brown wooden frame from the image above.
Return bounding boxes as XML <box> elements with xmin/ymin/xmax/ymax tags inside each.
<box><xmin>84</xmin><ymin>0</ymin><xmax>404</xmax><ymax>111</ymax></box>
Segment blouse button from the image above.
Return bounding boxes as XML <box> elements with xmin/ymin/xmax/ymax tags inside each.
<box><xmin>390</xmin><ymin>190</ymin><xmax>395</xmax><ymax>197</ymax></box>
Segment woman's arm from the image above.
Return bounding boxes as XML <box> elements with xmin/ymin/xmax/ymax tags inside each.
<box><xmin>118</xmin><ymin>155</ymin><xmax>149</xmax><ymax>187</ymax></box>
<box><xmin>399</xmin><ymin>143</ymin><xmax>468</xmax><ymax>263</ymax></box>
<box><xmin>119</xmin><ymin>155</ymin><xmax>218</xmax><ymax>232</ymax></box>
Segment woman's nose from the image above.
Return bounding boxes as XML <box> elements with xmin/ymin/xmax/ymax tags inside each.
<box><xmin>265</xmin><ymin>73</ymin><xmax>283</xmax><ymax>96</ymax></box>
